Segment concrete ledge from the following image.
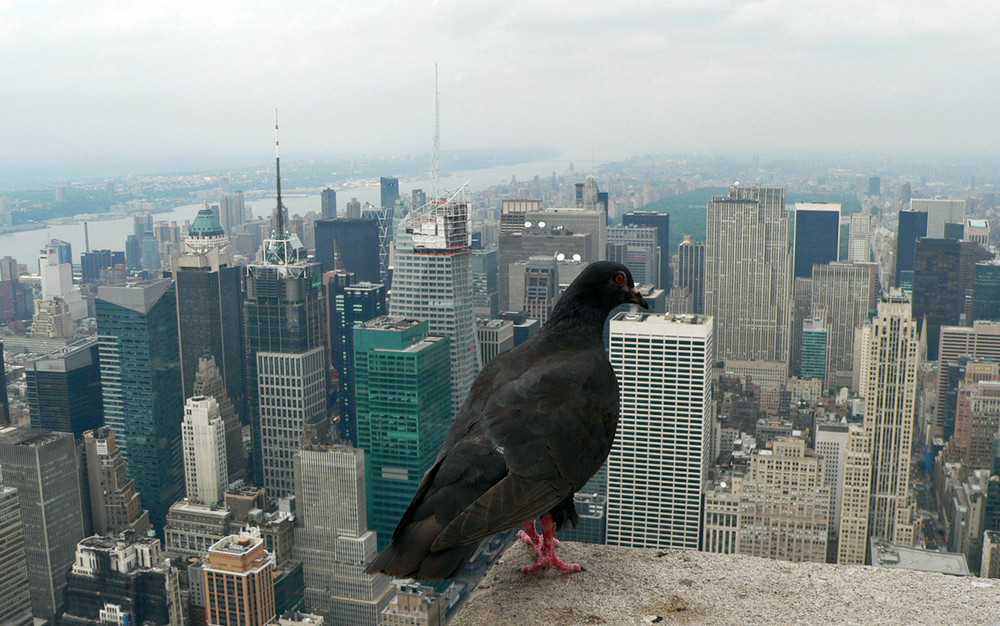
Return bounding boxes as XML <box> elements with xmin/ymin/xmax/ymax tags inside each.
<box><xmin>453</xmin><ymin>542</ymin><xmax>1000</xmax><ymax>625</ymax></box>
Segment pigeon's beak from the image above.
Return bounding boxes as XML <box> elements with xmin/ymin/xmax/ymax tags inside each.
<box><xmin>627</xmin><ymin>286</ymin><xmax>649</xmax><ymax>309</ymax></box>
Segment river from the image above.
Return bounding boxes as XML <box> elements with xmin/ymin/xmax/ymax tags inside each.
<box><xmin>0</xmin><ymin>158</ymin><xmax>579</xmax><ymax>266</ymax></box>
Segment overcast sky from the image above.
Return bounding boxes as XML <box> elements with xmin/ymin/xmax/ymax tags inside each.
<box><xmin>2</xmin><ymin>0</ymin><xmax>999</xmax><ymax>177</ymax></box>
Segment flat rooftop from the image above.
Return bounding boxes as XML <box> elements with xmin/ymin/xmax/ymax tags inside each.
<box><xmin>870</xmin><ymin>539</ymin><xmax>971</xmax><ymax>576</ymax></box>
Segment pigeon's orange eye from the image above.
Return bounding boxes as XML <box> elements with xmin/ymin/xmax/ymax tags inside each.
<box><xmin>613</xmin><ymin>272</ymin><xmax>626</xmax><ymax>285</ymax></box>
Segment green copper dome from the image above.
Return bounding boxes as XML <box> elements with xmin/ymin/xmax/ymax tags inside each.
<box><xmin>189</xmin><ymin>206</ymin><xmax>225</xmax><ymax>238</ymax></box>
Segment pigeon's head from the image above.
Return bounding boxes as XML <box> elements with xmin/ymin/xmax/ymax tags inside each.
<box><xmin>570</xmin><ymin>261</ymin><xmax>649</xmax><ymax>314</ymax></box>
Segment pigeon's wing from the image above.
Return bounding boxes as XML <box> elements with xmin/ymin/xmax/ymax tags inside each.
<box><xmin>431</xmin><ymin>347</ymin><xmax>619</xmax><ymax>550</ymax></box>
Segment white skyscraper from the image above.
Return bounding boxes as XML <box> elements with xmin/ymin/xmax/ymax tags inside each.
<box><xmin>838</xmin><ymin>294</ymin><xmax>921</xmax><ymax>565</ymax></box>
<box><xmin>181</xmin><ymin>396</ymin><xmax>228</xmax><ymax>505</ymax></box>
<box><xmin>389</xmin><ymin>197</ymin><xmax>479</xmax><ymax>416</ymax></box>
<box><xmin>705</xmin><ymin>185</ymin><xmax>792</xmax><ymax>365</ymax></box>
<box><xmin>607</xmin><ymin>311</ymin><xmax>714</xmax><ymax>549</ymax></box>
<box><xmin>911</xmin><ymin>198</ymin><xmax>966</xmax><ymax>239</ymax></box>
<box><xmin>848</xmin><ymin>213</ymin><xmax>872</xmax><ymax>263</ymax></box>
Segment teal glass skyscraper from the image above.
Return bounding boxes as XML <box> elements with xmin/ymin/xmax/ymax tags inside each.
<box><xmin>96</xmin><ymin>278</ymin><xmax>184</xmax><ymax>535</ymax></box>
<box><xmin>800</xmin><ymin>318</ymin><xmax>828</xmax><ymax>384</ymax></box>
<box><xmin>353</xmin><ymin>317</ymin><xmax>451</xmax><ymax>550</ymax></box>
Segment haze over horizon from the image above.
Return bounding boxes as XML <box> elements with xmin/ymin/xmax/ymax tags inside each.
<box><xmin>3</xmin><ymin>1</ymin><xmax>999</xmax><ymax>182</ymax></box>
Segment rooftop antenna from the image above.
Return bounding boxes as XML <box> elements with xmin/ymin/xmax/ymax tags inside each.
<box><xmin>432</xmin><ymin>63</ymin><xmax>440</xmax><ymax>202</ymax></box>
<box><xmin>274</xmin><ymin>110</ymin><xmax>286</xmax><ymax>240</ymax></box>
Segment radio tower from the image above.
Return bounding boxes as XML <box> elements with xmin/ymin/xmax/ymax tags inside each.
<box><xmin>432</xmin><ymin>63</ymin><xmax>440</xmax><ymax>202</ymax></box>
<box><xmin>273</xmin><ymin>110</ymin><xmax>286</xmax><ymax>239</ymax></box>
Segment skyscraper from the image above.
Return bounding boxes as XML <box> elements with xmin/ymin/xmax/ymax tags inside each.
<box><xmin>935</xmin><ymin>321</ymin><xmax>1000</xmax><ymax>436</ymax></box>
<box><xmin>389</xmin><ymin>197</ymin><xmax>479</xmax><ymax>417</ymax></box>
<box><xmin>973</xmin><ymin>260</ymin><xmax>1000</xmax><ymax>321</ymax></box>
<box><xmin>353</xmin><ymin>317</ymin><xmax>451</xmax><ymax>549</ymax></box>
<box><xmin>313</xmin><ymin>218</ymin><xmax>381</xmax><ymax>280</ymax></box>
<box><xmin>0</xmin><ymin>485</ymin><xmax>31</xmax><ymax>626</ymax></box>
<box><xmin>800</xmin><ymin>317</ymin><xmax>828</xmax><ymax>383</ymax></box>
<box><xmin>182</xmin><ymin>396</ymin><xmax>229</xmax><ymax>505</ymax></box>
<box><xmin>192</xmin><ymin>356</ymin><xmax>247</xmax><ymax>484</ymax></box>
<box><xmin>838</xmin><ymin>295</ymin><xmax>920</xmax><ymax>565</ymax></box>
<box><xmin>0</xmin><ymin>427</ymin><xmax>86</xmax><ymax>620</ymax></box>
<box><xmin>606</xmin><ymin>312</ymin><xmax>714</xmax><ymax>549</ymax></box>
<box><xmin>97</xmin><ymin>279</ymin><xmax>184</xmax><ymax>534</ymax></box>
<box><xmin>912</xmin><ymin>238</ymin><xmax>963</xmax><ymax>360</ymax></box>
<box><xmin>293</xmin><ymin>441</ymin><xmax>395</xmax><ymax>623</ymax></box>
<box><xmin>895</xmin><ymin>210</ymin><xmax>928</xmax><ymax>288</ymax></box>
<box><xmin>172</xmin><ymin>206</ymin><xmax>246</xmax><ymax>425</ymax></box>
<box><xmin>706</xmin><ymin>185</ymin><xmax>792</xmax><ymax>365</ymax></box>
<box><xmin>219</xmin><ymin>191</ymin><xmax>246</xmax><ymax>235</ymax></box>
<box><xmin>606</xmin><ymin>224</ymin><xmax>658</xmax><ymax>286</ymax></box>
<box><xmin>25</xmin><ymin>338</ymin><xmax>103</xmax><ymax>437</ymax></box>
<box><xmin>202</xmin><ymin>528</ymin><xmax>276</xmax><ymax>626</ymax></box>
<box><xmin>244</xmin><ymin>139</ymin><xmax>327</xmax><ymax>496</ymax></box>
<box><xmin>912</xmin><ymin>198</ymin><xmax>966</xmax><ymax>239</ymax></box>
<box><xmin>380</xmin><ymin>177</ymin><xmax>400</xmax><ymax>209</ymax></box>
<box><xmin>498</xmin><ymin>227</ymin><xmax>591</xmax><ymax>313</ymax></box>
<box><xmin>321</xmin><ymin>187</ymin><xmax>337</xmax><ymax>220</ymax></box>
<box><xmin>471</xmin><ymin>246</ymin><xmax>499</xmax><ymax>318</ymax></box>
<box><xmin>623</xmin><ymin>211</ymin><xmax>670</xmax><ymax>290</ymax></box>
<box><xmin>80</xmin><ymin>249</ymin><xmax>114</xmax><ymax>284</ymax></box>
<box><xmin>81</xmin><ymin>426</ymin><xmax>151</xmax><ymax>537</ymax></box>
<box><xmin>674</xmin><ymin>236</ymin><xmax>706</xmax><ymax>314</ymax></box>
<box><xmin>848</xmin><ymin>212</ymin><xmax>872</xmax><ymax>263</ymax></box>
<box><xmin>793</xmin><ymin>203</ymin><xmax>840</xmax><ymax>278</ymax></box>
<box><xmin>810</xmin><ymin>262</ymin><xmax>879</xmax><ymax>387</ymax></box>
<box><xmin>0</xmin><ymin>338</ymin><xmax>8</xmax><ymax>425</ymax></box>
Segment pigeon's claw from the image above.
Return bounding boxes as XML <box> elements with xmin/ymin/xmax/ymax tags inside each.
<box><xmin>519</xmin><ymin>513</ymin><xmax>582</xmax><ymax>574</ymax></box>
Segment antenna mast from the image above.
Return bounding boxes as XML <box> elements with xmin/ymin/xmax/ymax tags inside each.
<box><xmin>432</xmin><ymin>63</ymin><xmax>440</xmax><ymax>202</ymax></box>
<box><xmin>274</xmin><ymin>110</ymin><xmax>285</xmax><ymax>239</ymax></box>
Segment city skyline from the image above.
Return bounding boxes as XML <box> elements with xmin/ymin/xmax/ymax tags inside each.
<box><xmin>3</xmin><ymin>2</ymin><xmax>1000</xmax><ymax>182</ymax></box>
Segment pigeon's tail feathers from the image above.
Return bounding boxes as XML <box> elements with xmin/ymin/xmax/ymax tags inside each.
<box><xmin>365</xmin><ymin>514</ymin><xmax>478</xmax><ymax>580</ymax></box>
<box><xmin>431</xmin><ymin>474</ymin><xmax>564</xmax><ymax>551</ymax></box>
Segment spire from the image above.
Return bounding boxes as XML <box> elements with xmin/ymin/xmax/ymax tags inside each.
<box><xmin>432</xmin><ymin>63</ymin><xmax>440</xmax><ymax>202</ymax></box>
<box><xmin>274</xmin><ymin>110</ymin><xmax>286</xmax><ymax>240</ymax></box>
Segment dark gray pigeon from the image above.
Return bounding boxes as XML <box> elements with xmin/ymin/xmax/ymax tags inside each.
<box><xmin>366</xmin><ymin>261</ymin><xmax>647</xmax><ymax>578</ymax></box>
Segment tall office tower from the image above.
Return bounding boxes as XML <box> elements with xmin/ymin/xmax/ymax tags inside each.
<box><xmin>173</xmin><ymin>206</ymin><xmax>246</xmax><ymax>424</ymax></box>
<box><xmin>0</xmin><ymin>256</ymin><xmax>18</xmax><ymax>280</ymax></box>
<box><xmin>0</xmin><ymin>428</ymin><xmax>85</xmax><ymax>620</ymax></box>
<box><xmin>936</xmin><ymin>322</ymin><xmax>1000</xmax><ymax>435</ymax></box>
<box><xmin>81</xmin><ymin>249</ymin><xmax>114</xmax><ymax>284</ymax></box>
<box><xmin>868</xmin><ymin>176</ymin><xmax>881</xmax><ymax>196</ymax></box>
<box><xmin>498</xmin><ymin>228</ymin><xmax>591</xmax><ymax>312</ymax></box>
<box><xmin>133</xmin><ymin>213</ymin><xmax>154</xmax><ymax>240</ymax></box>
<box><xmin>245</xmin><ymin>139</ymin><xmax>327</xmax><ymax>495</ymax></box>
<box><xmin>293</xmin><ymin>442</ymin><xmax>394</xmax><ymax>623</ymax></box>
<box><xmin>810</xmin><ymin>262</ymin><xmax>879</xmax><ymax>388</ymax></box>
<box><xmin>0</xmin><ymin>339</ymin><xmax>8</xmax><ymax>425</ymax></box>
<box><xmin>737</xmin><ymin>437</ymin><xmax>830</xmax><ymax>563</ymax></box>
<box><xmin>47</xmin><ymin>238</ymin><xmax>73</xmax><ymax>265</ymax></box>
<box><xmin>380</xmin><ymin>177</ymin><xmax>400</xmax><ymax>209</ymax></box>
<box><xmin>538</xmin><ymin>206</ymin><xmax>607</xmax><ymax>262</ymax></box>
<box><xmin>516</xmin><ymin>256</ymin><xmax>559</xmax><ymax>325</ymax></box>
<box><xmin>476</xmin><ymin>319</ymin><xmax>514</xmax><ymax>366</ymax></box>
<box><xmin>390</xmin><ymin>198</ymin><xmax>479</xmax><ymax>417</ymax></box>
<box><xmin>942</xmin><ymin>366</ymin><xmax>1000</xmax><ymax>471</ymax></box>
<box><xmin>26</xmin><ymin>338</ymin><xmax>103</xmax><ymax>437</ymax></box>
<box><xmin>327</xmin><ymin>275</ymin><xmax>387</xmax><ymax>445</ymax></box>
<box><xmin>320</xmin><ymin>187</ymin><xmax>337</xmax><ymax>219</ymax></box>
<box><xmin>913</xmin><ymin>238</ymin><xmax>963</xmax><ymax>361</ymax></box>
<box><xmin>967</xmin><ymin>218</ymin><xmax>990</xmax><ymax>246</ymax></box>
<box><xmin>361</xmin><ymin>205</ymin><xmax>396</xmax><ymax>283</ymax></box>
<box><xmin>97</xmin><ymin>279</ymin><xmax>184</xmax><ymax>534</ymax></box>
<box><xmin>412</xmin><ymin>189</ymin><xmax>427</xmax><ymax>209</ymax></box>
<box><xmin>125</xmin><ymin>234</ymin><xmax>142</xmax><ymax>270</ymax></box>
<box><xmin>202</xmin><ymin>528</ymin><xmax>276</xmax><ymax>626</ymax></box>
<box><xmin>576</xmin><ymin>176</ymin><xmax>601</xmax><ymax>209</ymax></box>
<box><xmin>182</xmin><ymin>396</ymin><xmax>228</xmax><ymax>505</ymax></box>
<box><xmin>40</xmin><ymin>242</ymin><xmax>86</xmax><ymax>319</ymax></box>
<box><xmin>912</xmin><ymin>198</ymin><xmax>966</xmax><ymax>239</ymax></box>
<box><xmin>623</xmin><ymin>211</ymin><xmax>670</xmax><ymax>290</ymax></box>
<box><xmin>472</xmin><ymin>246</ymin><xmax>499</xmax><ymax>318</ymax></box>
<box><xmin>960</xmin><ymin>242</ymin><xmax>995</xmax><ymax>320</ymax></box>
<box><xmin>706</xmin><ymin>185</ymin><xmax>792</xmax><ymax>365</ymax></box>
<box><xmin>0</xmin><ymin>484</ymin><xmax>31</xmax><ymax>626</ymax></box>
<box><xmin>499</xmin><ymin>199</ymin><xmax>542</xmax><ymax>233</ymax></box>
<box><xmin>815</xmin><ymin>421</ymin><xmax>849</xmax><ymax>540</ymax></box>
<box><xmin>60</xmin><ymin>535</ymin><xmax>184</xmax><ymax>626</ymax></box>
<box><xmin>837</xmin><ymin>295</ymin><xmax>920</xmax><ymax>565</ymax></box>
<box><xmin>606</xmin><ymin>312</ymin><xmax>714</xmax><ymax>549</ymax></box>
<box><xmin>192</xmin><ymin>356</ymin><xmax>247</xmax><ymax>484</ymax></box>
<box><xmin>674</xmin><ymin>236</ymin><xmax>706</xmax><ymax>314</ymax></box>
<box><xmin>793</xmin><ymin>203</ymin><xmax>841</xmax><ymax>278</ymax></box>
<box><xmin>353</xmin><ymin>317</ymin><xmax>451</xmax><ymax>549</ymax></box>
<box><xmin>313</xmin><ymin>218</ymin><xmax>381</xmax><ymax>280</ymax></box>
<box><xmin>800</xmin><ymin>317</ymin><xmax>828</xmax><ymax>383</ymax></box>
<box><xmin>788</xmin><ymin>277</ymin><xmax>812</xmax><ymax>378</ymax></box>
<box><xmin>82</xmin><ymin>426</ymin><xmax>151</xmax><ymax>537</ymax></box>
<box><xmin>381</xmin><ymin>583</ymin><xmax>447</xmax><ymax>626</ymax></box>
<box><xmin>141</xmin><ymin>233</ymin><xmax>161</xmax><ymax>271</ymax></box>
<box><xmin>345</xmin><ymin>198</ymin><xmax>362</xmax><ymax>220</ymax></box>
<box><xmin>973</xmin><ymin>260</ymin><xmax>1000</xmax><ymax>321</ymax></box>
<box><xmin>30</xmin><ymin>298</ymin><xmax>74</xmax><ymax>337</ymax></box>
<box><xmin>607</xmin><ymin>224</ymin><xmax>658</xmax><ymax>286</ymax></box>
<box><xmin>848</xmin><ymin>212</ymin><xmax>872</xmax><ymax>263</ymax></box>
<box><xmin>895</xmin><ymin>209</ymin><xmax>928</xmax><ymax>288</ymax></box>
<box><xmin>219</xmin><ymin>191</ymin><xmax>247</xmax><ymax>235</ymax></box>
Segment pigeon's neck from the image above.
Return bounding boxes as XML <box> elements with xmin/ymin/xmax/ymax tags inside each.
<box><xmin>544</xmin><ymin>299</ymin><xmax>608</xmax><ymax>339</ymax></box>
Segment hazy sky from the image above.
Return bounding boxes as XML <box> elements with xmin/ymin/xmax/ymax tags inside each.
<box><xmin>2</xmin><ymin>0</ymin><xmax>999</xmax><ymax>176</ymax></box>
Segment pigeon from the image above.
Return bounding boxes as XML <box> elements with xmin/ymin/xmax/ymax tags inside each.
<box><xmin>366</xmin><ymin>261</ymin><xmax>648</xmax><ymax>579</ymax></box>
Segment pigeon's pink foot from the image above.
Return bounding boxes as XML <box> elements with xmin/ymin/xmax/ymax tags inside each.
<box><xmin>520</xmin><ymin>513</ymin><xmax>583</xmax><ymax>574</ymax></box>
